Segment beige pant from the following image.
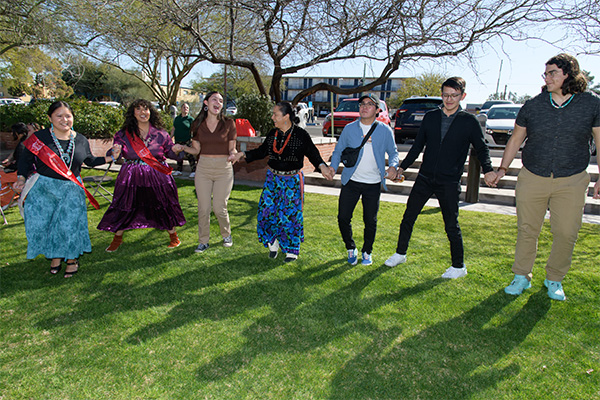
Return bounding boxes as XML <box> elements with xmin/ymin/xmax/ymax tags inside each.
<box><xmin>513</xmin><ymin>167</ymin><xmax>589</xmax><ymax>282</ymax></box>
<box><xmin>195</xmin><ymin>156</ymin><xmax>234</xmax><ymax>244</ymax></box>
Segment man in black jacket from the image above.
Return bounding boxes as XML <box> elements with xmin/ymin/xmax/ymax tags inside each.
<box><xmin>385</xmin><ymin>77</ymin><xmax>496</xmax><ymax>278</ymax></box>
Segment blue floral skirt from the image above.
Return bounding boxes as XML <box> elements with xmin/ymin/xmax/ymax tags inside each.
<box><xmin>23</xmin><ymin>174</ymin><xmax>92</xmax><ymax>260</ymax></box>
<box><xmin>257</xmin><ymin>170</ymin><xmax>304</xmax><ymax>255</ymax></box>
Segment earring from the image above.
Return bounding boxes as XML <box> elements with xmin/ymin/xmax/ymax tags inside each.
<box><xmin>204</xmin><ymin>106</ymin><xmax>208</xmax><ymax>111</ymax></box>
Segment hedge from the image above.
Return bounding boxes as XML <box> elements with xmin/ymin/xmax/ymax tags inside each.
<box><xmin>0</xmin><ymin>99</ymin><xmax>173</xmax><ymax>139</ymax></box>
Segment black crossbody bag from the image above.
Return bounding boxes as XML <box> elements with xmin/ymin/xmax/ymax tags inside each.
<box><xmin>340</xmin><ymin>122</ymin><xmax>378</xmax><ymax>168</ymax></box>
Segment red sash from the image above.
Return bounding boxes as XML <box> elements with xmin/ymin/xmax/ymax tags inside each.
<box><xmin>126</xmin><ymin>131</ymin><xmax>173</xmax><ymax>175</ymax></box>
<box><xmin>24</xmin><ymin>134</ymin><xmax>100</xmax><ymax>209</ymax></box>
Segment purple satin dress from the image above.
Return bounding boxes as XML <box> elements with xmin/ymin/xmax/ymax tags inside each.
<box><xmin>97</xmin><ymin>126</ymin><xmax>186</xmax><ymax>232</ymax></box>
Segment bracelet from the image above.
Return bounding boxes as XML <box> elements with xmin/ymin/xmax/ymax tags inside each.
<box><xmin>110</xmin><ymin>154</ymin><xmax>116</xmax><ymax>162</ymax></box>
<box><xmin>498</xmin><ymin>166</ymin><xmax>508</xmax><ymax>172</ymax></box>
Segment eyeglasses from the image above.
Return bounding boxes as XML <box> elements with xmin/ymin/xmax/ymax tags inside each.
<box><xmin>359</xmin><ymin>102</ymin><xmax>377</xmax><ymax>108</ymax></box>
<box><xmin>441</xmin><ymin>93</ymin><xmax>461</xmax><ymax>99</ymax></box>
<box><xmin>541</xmin><ymin>70</ymin><xmax>562</xmax><ymax>80</ymax></box>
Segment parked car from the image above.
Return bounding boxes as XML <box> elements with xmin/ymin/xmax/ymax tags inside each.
<box><xmin>394</xmin><ymin>96</ymin><xmax>443</xmax><ymax>143</ymax></box>
<box><xmin>296</xmin><ymin>102</ymin><xmax>309</xmax><ymax>122</ymax></box>
<box><xmin>322</xmin><ymin>98</ymin><xmax>391</xmax><ymax>138</ymax></box>
<box><xmin>483</xmin><ymin>104</ymin><xmax>523</xmax><ymax>147</ymax></box>
<box><xmin>477</xmin><ymin>100</ymin><xmax>513</xmax><ymax>115</ymax></box>
<box><xmin>225</xmin><ymin>102</ymin><xmax>237</xmax><ymax>116</ymax></box>
<box><xmin>98</xmin><ymin>101</ymin><xmax>121</xmax><ymax>107</ymax></box>
<box><xmin>0</xmin><ymin>98</ymin><xmax>25</xmax><ymax>106</ymax></box>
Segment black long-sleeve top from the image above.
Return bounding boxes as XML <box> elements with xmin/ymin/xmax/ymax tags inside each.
<box><xmin>400</xmin><ymin>108</ymin><xmax>493</xmax><ymax>183</ymax></box>
<box><xmin>18</xmin><ymin>128</ymin><xmax>107</xmax><ymax>180</ymax></box>
<box><xmin>244</xmin><ymin>125</ymin><xmax>325</xmax><ymax>171</ymax></box>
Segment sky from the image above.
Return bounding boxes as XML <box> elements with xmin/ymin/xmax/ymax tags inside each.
<box><xmin>185</xmin><ymin>36</ymin><xmax>600</xmax><ymax>105</ymax></box>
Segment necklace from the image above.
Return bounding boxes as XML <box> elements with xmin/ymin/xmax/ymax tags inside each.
<box><xmin>272</xmin><ymin>125</ymin><xmax>294</xmax><ymax>155</ymax></box>
<box><xmin>549</xmin><ymin>93</ymin><xmax>574</xmax><ymax>109</ymax></box>
<box><xmin>51</xmin><ymin>125</ymin><xmax>75</xmax><ymax>173</ymax></box>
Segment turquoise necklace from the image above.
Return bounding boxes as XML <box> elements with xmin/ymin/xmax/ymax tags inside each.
<box><xmin>50</xmin><ymin>125</ymin><xmax>75</xmax><ymax>169</ymax></box>
<box><xmin>549</xmin><ymin>92</ymin><xmax>574</xmax><ymax>109</ymax></box>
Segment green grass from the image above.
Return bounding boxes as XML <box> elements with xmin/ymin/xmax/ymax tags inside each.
<box><xmin>1</xmin><ymin>170</ymin><xmax>599</xmax><ymax>399</ymax></box>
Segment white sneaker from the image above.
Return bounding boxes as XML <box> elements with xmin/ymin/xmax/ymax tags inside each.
<box><xmin>385</xmin><ymin>253</ymin><xmax>407</xmax><ymax>267</ymax></box>
<box><xmin>189</xmin><ymin>172</ymin><xmax>196</xmax><ymax>178</ymax></box>
<box><xmin>268</xmin><ymin>239</ymin><xmax>279</xmax><ymax>259</ymax></box>
<box><xmin>441</xmin><ymin>266</ymin><xmax>467</xmax><ymax>279</ymax></box>
<box><xmin>172</xmin><ymin>170</ymin><xmax>182</xmax><ymax>176</ymax></box>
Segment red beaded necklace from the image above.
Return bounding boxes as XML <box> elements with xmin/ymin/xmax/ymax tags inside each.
<box><xmin>272</xmin><ymin>125</ymin><xmax>293</xmax><ymax>155</ymax></box>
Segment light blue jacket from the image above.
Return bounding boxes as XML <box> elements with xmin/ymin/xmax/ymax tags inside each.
<box><xmin>330</xmin><ymin>119</ymin><xmax>399</xmax><ymax>190</ymax></box>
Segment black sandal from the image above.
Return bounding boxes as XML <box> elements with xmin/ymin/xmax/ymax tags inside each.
<box><xmin>50</xmin><ymin>261</ymin><xmax>62</xmax><ymax>275</ymax></box>
<box><xmin>64</xmin><ymin>261</ymin><xmax>79</xmax><ymax>278</ymax></box>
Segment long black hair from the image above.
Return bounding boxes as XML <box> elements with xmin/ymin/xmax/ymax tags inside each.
<box><xmin>276</xmin><ymin>101</ymin><xmax>300</xmax><ymax>125</ymax></box>
<box><xmin>11</xmin><ymin>122</ymin><xmax>27</xmax><ymax>141</ymax></box>
<box><xmin>121</xmin><ymin>99</ymin><xmax>165</xmax><ymax>137</ymax></box>
<box><xmin>190</xmin><ymin>91</ymin><xmax>226</xmax><ymax>134</ymax></box>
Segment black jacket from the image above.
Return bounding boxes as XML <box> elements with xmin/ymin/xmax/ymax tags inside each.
<box><xmin>400</xmin><ymin>108</ymin><xmax>493</xmax><ymax>183</ymax></box>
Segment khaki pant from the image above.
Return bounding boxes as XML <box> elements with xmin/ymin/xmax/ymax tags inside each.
<box><xmin>513</xmin><ymin>167</ymin><xmax>589</xmax><ymax>281</ymax></box>
<box><xmin>195</xmin><ymin>156</ymin><xmax>234</xmax><ymax>244</ymax></box>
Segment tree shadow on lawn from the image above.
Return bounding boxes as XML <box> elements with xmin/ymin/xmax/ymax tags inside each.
<box><xmin>194</xmin><ymin>267</ymin><xmax>445</xmax><ymax>382</ymax></box>
<box><xmin>329</xmin><ymin>288</ymin><xmax>551</xmax><ymax>400</ymax></box>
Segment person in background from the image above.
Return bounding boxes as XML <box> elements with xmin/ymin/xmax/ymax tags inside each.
<box><xmin>13</xmin><ymin>101</ymin><xmax>119</xmax><ymax>277</ymax></box>
<box><xmin>494</xmin><ymin>54</ymin><xmax>600</xmax><ymax>301</ymax></box>
<box><xmin>384</xmin><ymin>77</ymin><xmax>495</xmax><ymax>279</ymax></box>
<box><xmin>229</xmin><ymin>101</ymin><xmax>333</xmax><ymax>261</ymax></box>
<box><xmin>328</xmin><ymin>94</ymin><xmax>399</xmax><ymax>266</ymax></box>
<box><xmin>174</xmin><ymin>91</ymin><xmax>236</xmax><ymax>253</ymax></box>
<box><xmin>98</xmin><ymin>99</ymin><xmax>186</xmax><ymax>251</ymax></box>
<box><xmin>170</xmin><ymin>103</ymin><xmax>196</xmax><ymax>177</ymax></box>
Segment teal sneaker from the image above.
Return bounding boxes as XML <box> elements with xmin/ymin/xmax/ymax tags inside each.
<box><xmin>504</xmin><ymin>275</ymin><xmax>531</xmax><ymax>295</ymax></box>
<box><xmin>544</xmin><ymin>279</ymin><xmax>566</xmax><ymax>301</ymax></box>
<box><xmin>347</xmin><ymin>248</ymin><xmax>358</xmax><ymax>265</ymax></box>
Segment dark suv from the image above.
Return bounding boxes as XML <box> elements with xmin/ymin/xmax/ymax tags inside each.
<box><xmin>394</xmin><ymin>96</ymin><xmax>442</xmax><ymax>143</ymax></box>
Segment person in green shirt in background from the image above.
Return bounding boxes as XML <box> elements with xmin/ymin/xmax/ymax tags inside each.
<box><xmin>171</xmin><ymin>103</ymin><xmax>196</xmax><ymax>177</ymax></box>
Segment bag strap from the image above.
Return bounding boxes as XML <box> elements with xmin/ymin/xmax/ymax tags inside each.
<box><xmin>358</xmin><ymin>122</ymin><xmax>378</xmax><ymax>150</ymax></box>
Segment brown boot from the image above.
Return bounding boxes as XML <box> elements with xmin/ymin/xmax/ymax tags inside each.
<box><xmin>168</xmin><ymin>231</ymin><xmax>181</xmax><ymax>248</ymax></box>
<box><xmin>106</xmin><ymin>235</ymin><xmax>123</xmax><ymax>252</ymax></box>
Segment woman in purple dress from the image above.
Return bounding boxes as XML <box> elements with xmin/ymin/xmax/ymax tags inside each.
<box><xmin>98</xmin><ymin>99</ymin><xmax>186</xmax><ymax>251</ymax></box>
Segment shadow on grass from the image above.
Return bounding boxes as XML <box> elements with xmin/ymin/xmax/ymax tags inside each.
<box><xmin>328</xmin><ymin>288</ymin><xmax>551</xmax><ymax>399</ymax></box>
<box><xmin>193</xmin><ymin>266</ymin><xmax>444</xmax><ymax>382</ymax></box>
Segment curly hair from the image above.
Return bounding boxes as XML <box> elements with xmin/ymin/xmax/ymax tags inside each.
<box><xmin>544</xmin><ymin>54</ymin><xmax>587</xmax><ymax>95</ymax></box>
<box><xmin>121</xmin><ymin>99</ymin><xmax>165</xmax><ymax>137</ymax></box>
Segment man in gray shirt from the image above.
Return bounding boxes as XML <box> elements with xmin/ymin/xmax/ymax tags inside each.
<box><xmin>493</xmin><ymin>54</ymin><xmax>600</xmax><ymax>301</ymax></box>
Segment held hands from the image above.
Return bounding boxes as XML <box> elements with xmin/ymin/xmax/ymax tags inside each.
<box><xmin>385</xmin><ymin>166</ymin><xmax>397</xmax><ymax>181</ymax></box>
<box><xmin>320</xmin><ymin>164</ymin><xmax>334</xmax><ymax>180</ymax></box>
<box><xmin>172</xmin><ymin>144</ymin><xmax>184</xmax><ymax>154</ymax></box>
<box><xmin>484</xmin><ymin>171</ymin><xmax>498</xmax><ymax>187</ymax></box>
<box><xmin>228</xmin><ymin>151</ymin><xmax>244</xmax><ymax>164</ymax></box>
<box><xmin>13</xmin><ymin>177</ymin><xmax>25</xmax><ymax>192</ymax></box>
<box><xmin>111</xmin><ymin>144</ymin><xmax>122</xmax><ymax>159</ymax></box>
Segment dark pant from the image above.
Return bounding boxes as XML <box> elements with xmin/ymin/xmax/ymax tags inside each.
<box><xmin>396</xmin><ymin>175</ymin><xmax>464</xmax><ymax>268</ymax></box>
<box><xmin>176</xmin><ymin>140</ymin><xmax>197</xmax><ymax>171</ymax></box>
<box><xmin>338</xmin><ymin>180</ymin><xmax>381</xmax><ymax>254</ymax></box>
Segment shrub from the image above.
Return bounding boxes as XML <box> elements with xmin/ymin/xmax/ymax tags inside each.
<box><xmin>235</xmin><ymin>93</ymin><xmax>274</xmax><ymax>136</ymax></box>
<box><xmin>0</xmin><ymin>98</ymin><xmax>124</xmax><ymax>139</ymax></box>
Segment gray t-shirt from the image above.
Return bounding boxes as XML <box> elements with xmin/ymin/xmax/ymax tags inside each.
<box><xmin>516</xmin><ymin>90</ymin><xmax>600</xmax><ymax>177</ymax></box>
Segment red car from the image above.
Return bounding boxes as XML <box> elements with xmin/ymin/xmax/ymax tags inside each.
<box><xmin>322</xmin><ymin>98</ymin><xmax>391</xmax><ymax>138</ymax></box>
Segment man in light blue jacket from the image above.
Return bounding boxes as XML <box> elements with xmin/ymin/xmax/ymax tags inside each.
<box><xmin>329</xmin><ymin>94</ymin><xmax>400</xmax><ymax>266</ymax></box>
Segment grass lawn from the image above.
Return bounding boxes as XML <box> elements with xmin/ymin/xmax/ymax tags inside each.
<box><xmin>1</xmin><ymin>170</ymin><xmax>599</xmax><ymax>399</ymax></box>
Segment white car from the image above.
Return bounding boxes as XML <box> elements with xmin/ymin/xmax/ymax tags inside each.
<box><xmin>225</xmin><ymin>105</ymin><xmax>237</xmax><ymax>116</ymax></box>
<box><xmin>484</xmin><ymin>104</ymin><xmax>523</xmax><ymax>147</ymax></box>
<box><xmin>295</xmin><ymin>102</ymin><xmax>309</xmax><ymax>128</ymax></box>
<box><xmin>98</xmin><ymin>101</ymin><xmax>121</xmax><ymax>107</ymax></box>
<box><xmin>0</xmin><ymin>98</ymin><xmax>25</xmax><ymax>106</ymax></box>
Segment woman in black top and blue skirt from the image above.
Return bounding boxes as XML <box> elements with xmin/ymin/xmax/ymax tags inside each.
<box><xmin>229</xmin><ymin>101</ymin><xmax>332</xmax><ymax>261</ymax></box>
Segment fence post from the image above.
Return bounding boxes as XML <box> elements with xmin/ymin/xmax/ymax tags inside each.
<box><xmin>465</xmin><ymin>147</ymin><xmax>481</xmax><ymax>203</ymax></box>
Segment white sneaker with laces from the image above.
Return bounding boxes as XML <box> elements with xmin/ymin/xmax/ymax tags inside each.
<box><xmin>172</xmin><ymin>170</ymin><xmax>182</xmax><ymax>176</ymax></box>
<box><xmin>385</xmin><ymin>253</ymin><xmax>407</xmax><ymax>267</ymax></box>
<box><xmin>189</xmin><ymin>172</ymin><xmax>196</xmax><ymax>178</ymax></box>
<box><xmin>441</xmin><ymin>266</ymin><xmax>467</xmax><ymax>279</ymax></box>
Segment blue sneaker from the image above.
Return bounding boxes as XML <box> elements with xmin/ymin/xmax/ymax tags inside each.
<box><xmin>347</xmin><ymin>248</ymin><xmax>358</xmax><ymax>265</ymax></box>
<box><xmin>361</xmin><ymin>252</ymin><xmax>372</xmax><ymax>266</ymax></box>
<box><xmin>544</xmin><ymin>279</ymin><xmax>566</xmax><ymax>301</ymax></box>
<box><xmin>504</xmin><ymin>275</ymin><xmax>531</xmax><ymax>295</ymax></box>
